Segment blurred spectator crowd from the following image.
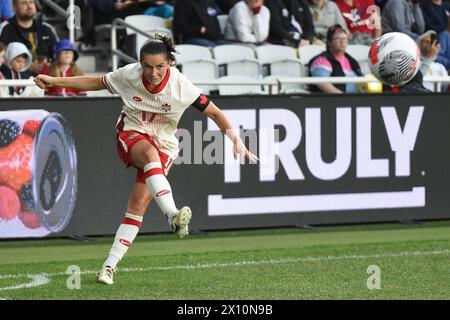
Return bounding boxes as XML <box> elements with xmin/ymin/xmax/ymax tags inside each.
<box><xmin>0</xmin><ymin>0</ymin><xmax>450</xmax><ymax>96</ymax></box>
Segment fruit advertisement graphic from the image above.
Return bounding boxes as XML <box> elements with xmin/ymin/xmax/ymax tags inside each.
<box><xmin>0</xmin><ymin>110</ymin><xmax>77</xmax><ymax>238</ymax></box>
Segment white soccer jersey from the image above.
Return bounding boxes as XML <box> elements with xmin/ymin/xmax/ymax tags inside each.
<box><xmin>103</xmin><ymin>63</ymin><xmax>202</xmax><ymax>159</ymax></box>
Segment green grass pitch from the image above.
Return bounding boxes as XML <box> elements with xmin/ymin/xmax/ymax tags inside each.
<box><xmin>1</xmin><ymin>220</ymin><xmax>450</xmax><ymax>300</ymax></box>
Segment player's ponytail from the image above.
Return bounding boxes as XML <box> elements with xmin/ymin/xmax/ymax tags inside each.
<box><xmin>140</xmin><ymin>34</ymin><xmax>177</xmax><ymax>66</ymax></box>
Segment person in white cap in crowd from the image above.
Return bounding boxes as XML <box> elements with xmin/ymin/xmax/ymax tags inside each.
<box><xmin>0</xmin><ymin>41</ymin><xmax>42</xmax><ymax>96</ymax></box>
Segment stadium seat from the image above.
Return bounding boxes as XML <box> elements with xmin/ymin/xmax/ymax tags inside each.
<box><xmin>217</xmin><ymin>75</ymin><xmax>266</xmax><ymax>95</ymax></box>
<box><xmin>226</xmin><ymin>60</ymin><xmax>262</xmax><ymax>78</ymax></box>
<box><xmin>180</xmin><ymin>60</ymin><xmax>219</xmax><ymax>95</ymax></box>
<box><xmin>255</xmin><ymin>44</ymin><xmax>306</xmax><ymax>91</ymax></box>
<box><xmin>213</xmin><ymin>44</ymin><xmax>255</xmax><ymax>63</ymax></box>
<box><xmin>124</xmin><ymin>15</ymin><xmax>174</xmax><ymax>57</ymax></box>
<box><xmin>269</xmin><ymin>61</ymin><xmax>308</xmax><ymax>93</ymax></box>
<box><xmin>175</xmin><ymin>45</ymin><xmax>213</xmax><ymax>64</ymax></box>
<box><xmin>346</xmin><ymin>44</ymin><xmax>370</xmax><ymax>62</ymax></box>
<box><xmin>175</xmin><ymin>45</ymin><xmax>216</xmax><ymax>93</ymax></box>
<box><xmin>256</xmin><ymin>45</ymin><xmax>298</xmax><ymax>64</ymax></box>
<box><xmin>298</xmin><ymin>44</ymin><xmax>326</xmax><ymax>74</ymax></box>
<box><xmin>213</xmin><ymin>44</ymin><xmax>262</xmax><ymax>78</ymax></box>
<box><xmin>256</xmin><ymin>45</ymin><xmax>308</xmax><ymax>93</ymax></box>
<box><xmin>270</xmin><ymin>60</ymin><xmax>303</xmax><ymax>77</ymax></box>
<box><xmin>256</xmin><ymin>44</ymin><xmax>300</xmax><ymax>77</ymax></box>
<box><xmin>346</xmin><ymin>44</ymin><xmax>371</xmax><ymax>74</ymax></box>
<box><xmin>125</xmin><ymin>15</ymin><xmax>166</xmax><ymax>29</ymax></box>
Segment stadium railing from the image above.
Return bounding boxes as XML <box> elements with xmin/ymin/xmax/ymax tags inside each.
<box><xmin>111</xmin><ymin>18</ymin><xmax>174</xmax><ymax>71</ymax></box>
<box><xmin>2</xmin><ymin>76</ymin><xmax>450</xmax><ymax>95</ymax></box>
<box><xmin>39</xmin><ymin>0</ymin><xmax>77</xmax><ymax>43</ymax></box>
<box><xmin>0</xmin><ymin>79</ymin><xmax>36</xmax><ymax>86</ymax></box>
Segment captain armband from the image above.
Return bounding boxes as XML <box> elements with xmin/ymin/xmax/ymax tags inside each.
<box><xmin>191</xmin><ymin>94</ymin><xmax>210</xmax><ymax>112</ymax></box>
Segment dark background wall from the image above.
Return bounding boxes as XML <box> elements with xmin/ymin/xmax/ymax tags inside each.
<box><xmin>0</xmin><ymin>93</ymin><xmax>449</xmax><ymax>239</ymax></box>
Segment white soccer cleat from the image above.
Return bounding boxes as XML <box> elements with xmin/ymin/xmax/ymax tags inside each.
<box><xmin>170</xmin><ymin>206</ymin><xmax>192</xmax><ymax>239</ymax></box>
<box><xmin>96</xmin><ymin>266</ymin><xmax>117</xmax><ymax>285</ymax></box>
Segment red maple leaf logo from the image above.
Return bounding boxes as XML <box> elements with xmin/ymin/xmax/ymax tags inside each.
<box><xmin>161</xmin><ymin>103</ymin><xmax>171</xmax><ymax>112</ymax></box>
<box><xmin>199</xmin><ymin>95</ymin><xmax>208</xmax><ymax>105</ymax></box>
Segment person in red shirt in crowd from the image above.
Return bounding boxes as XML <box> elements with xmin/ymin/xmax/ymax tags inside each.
<box><xmin>41</xmin><ymin>39</ymin><xmax>86</xmax><ymax>96</ymax></box>
<box><xmin>335</xmin><ymin>0</ymin><xmax>382</xmax><ymax>45</ymax></box>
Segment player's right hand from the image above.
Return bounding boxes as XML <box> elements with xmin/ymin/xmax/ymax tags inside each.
<box><xmin>34</xmin><ymin>74</ymin><xmax>53</xmax><ymax>89</ymax></box>
<box><xmin>233</xmin><ymin>137</ymin><xmax>259</xmax><ymax>164</ymax></box>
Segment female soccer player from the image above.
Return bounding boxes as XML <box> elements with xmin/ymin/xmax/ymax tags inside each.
<box><xmin>34</xmin><ymin>35</ymin><xmax>258</xmax><ymax>285</ymax></box>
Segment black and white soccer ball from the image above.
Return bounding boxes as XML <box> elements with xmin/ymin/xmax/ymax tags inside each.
<box><xmin>369</xmin><ymin>32</ymin><xmax>421</xmax><ymax>87</ymax></box>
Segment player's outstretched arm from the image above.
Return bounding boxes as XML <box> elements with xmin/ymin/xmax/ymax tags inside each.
<box><xmin>203</xmin><ymin>101</ymin><xmax>259</xmax><ymax>164</ymax></box>
<box><xmin>34</xmin><ymin>74</ymin><xmax>106</xmax><ymax>91</ymax></box>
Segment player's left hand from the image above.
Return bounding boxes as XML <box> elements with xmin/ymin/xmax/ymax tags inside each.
<box><xmin>233</xmin><ymin>137</ymin><xmax>259</xmax><ymax>164</ymax></box>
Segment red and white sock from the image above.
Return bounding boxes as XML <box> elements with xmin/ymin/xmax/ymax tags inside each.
<box><xmin>103</xmin><ymin>212</ymin><xmax>143</xmax><ymax>268</ymax></box>
<box><xmin>143</xmin><ymin>162</ymin><xmax>177</xmax><ymax>219</ymax></box>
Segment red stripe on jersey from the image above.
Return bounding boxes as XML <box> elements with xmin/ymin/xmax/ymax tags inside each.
<box><xmin>142</xmin><ymin>68</ymin><xmax>171</xmax><ymax>94</ymax></box>
<box><xmin>116</xmin><ymin>112</ymin><xmax>126</xmax><ymax>131</ymax></box>
<box><xmin>165</xmin><ymin>157</ymin><xmax>173</xmax><ymax>170</ymax></box>
<box><xmin>119</xmin><ymin>239</ymin><xmax>132</xmax><ymax>247</ymax></box>
<box><xmin>149</xmin><ymin>113</ymin><xmax>157</xmax><ymax>122</ymax></box>
<box><xmin>122</xmin><ymin>217</ymin><xmax>142</xmax><ymax>228</ymax></box>
<box><xmin>102</xmin><ymin>76</ymin><xmax>114</xmax><ymax>93</ymax></box>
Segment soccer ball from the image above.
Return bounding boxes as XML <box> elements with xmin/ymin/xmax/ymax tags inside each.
<box><xmin>368</xmin><ymin>32</ymin><xmax>421</xmax><ymax>87</ymax></box>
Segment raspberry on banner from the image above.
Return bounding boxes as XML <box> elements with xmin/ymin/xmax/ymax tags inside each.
<box><xmin>22</xmin><ymin>120</ymin><xmax>41</xmax><ymax>137</ymax></box>
<box><xmin>18</xmin><ymin>211</ymin><xmax>41</xmax><ymax>229</ymax></box>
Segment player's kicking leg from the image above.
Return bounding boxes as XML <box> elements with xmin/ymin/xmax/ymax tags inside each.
<box><xmin>132</xmin><ymin>139</ymin><xmax>192</xmax><ymax>238</ymax></box>
<box><xmin>97</xmin><ymin>183</ymin><xmax>150</xmax><ymax>285</ymax></box>
<box><xmin>98</xmin><ymin>137</ymin><xmax>193</xmax><ymax>285</ymax></box>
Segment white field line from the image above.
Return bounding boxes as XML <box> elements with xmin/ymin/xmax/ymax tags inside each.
<box><xmin>0</xmin><ymin>274</ymin><xmax>50</xmax><ymax>291</ymax></box>
<box><xmin>1</xmin><ymin>248</ymin><xmax>450</xmax><ymax>291</ymax></box>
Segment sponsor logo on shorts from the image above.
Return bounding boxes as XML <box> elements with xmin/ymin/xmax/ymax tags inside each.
<box><xmin>156</xmin><ymin>189</ymin><xmax>171</xmax><ymax>197</ymax></box>
<box><xmin>133</xmin><ymin>96</ymin><xmax>142</xmax><ymax>102</ymax></box>
<box><xmin>128</xmin><ymin>132</ymin><xmax>139</xmax><ymax>140</ymax></box>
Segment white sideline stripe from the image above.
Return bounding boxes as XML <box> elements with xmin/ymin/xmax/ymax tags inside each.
<box><xmin>0</xmin><ymin>274</ymin><xmax>49</xmax><ymax>291</ymax></box>
<box><xmin>208</xmin><ymin>187</ymin><xmax>425</xmax><ymax>216</ymax></box>
<box><xmin>0</xmin><ymin>248</ymin><xmax>449</xmax><ymax>291</ymax></box>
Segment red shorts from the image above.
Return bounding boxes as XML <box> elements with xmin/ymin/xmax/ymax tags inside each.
<box><xmin>116</xmin><ymin>130</ymin><xmax>173</xmax><ymax>183</ymax></box>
